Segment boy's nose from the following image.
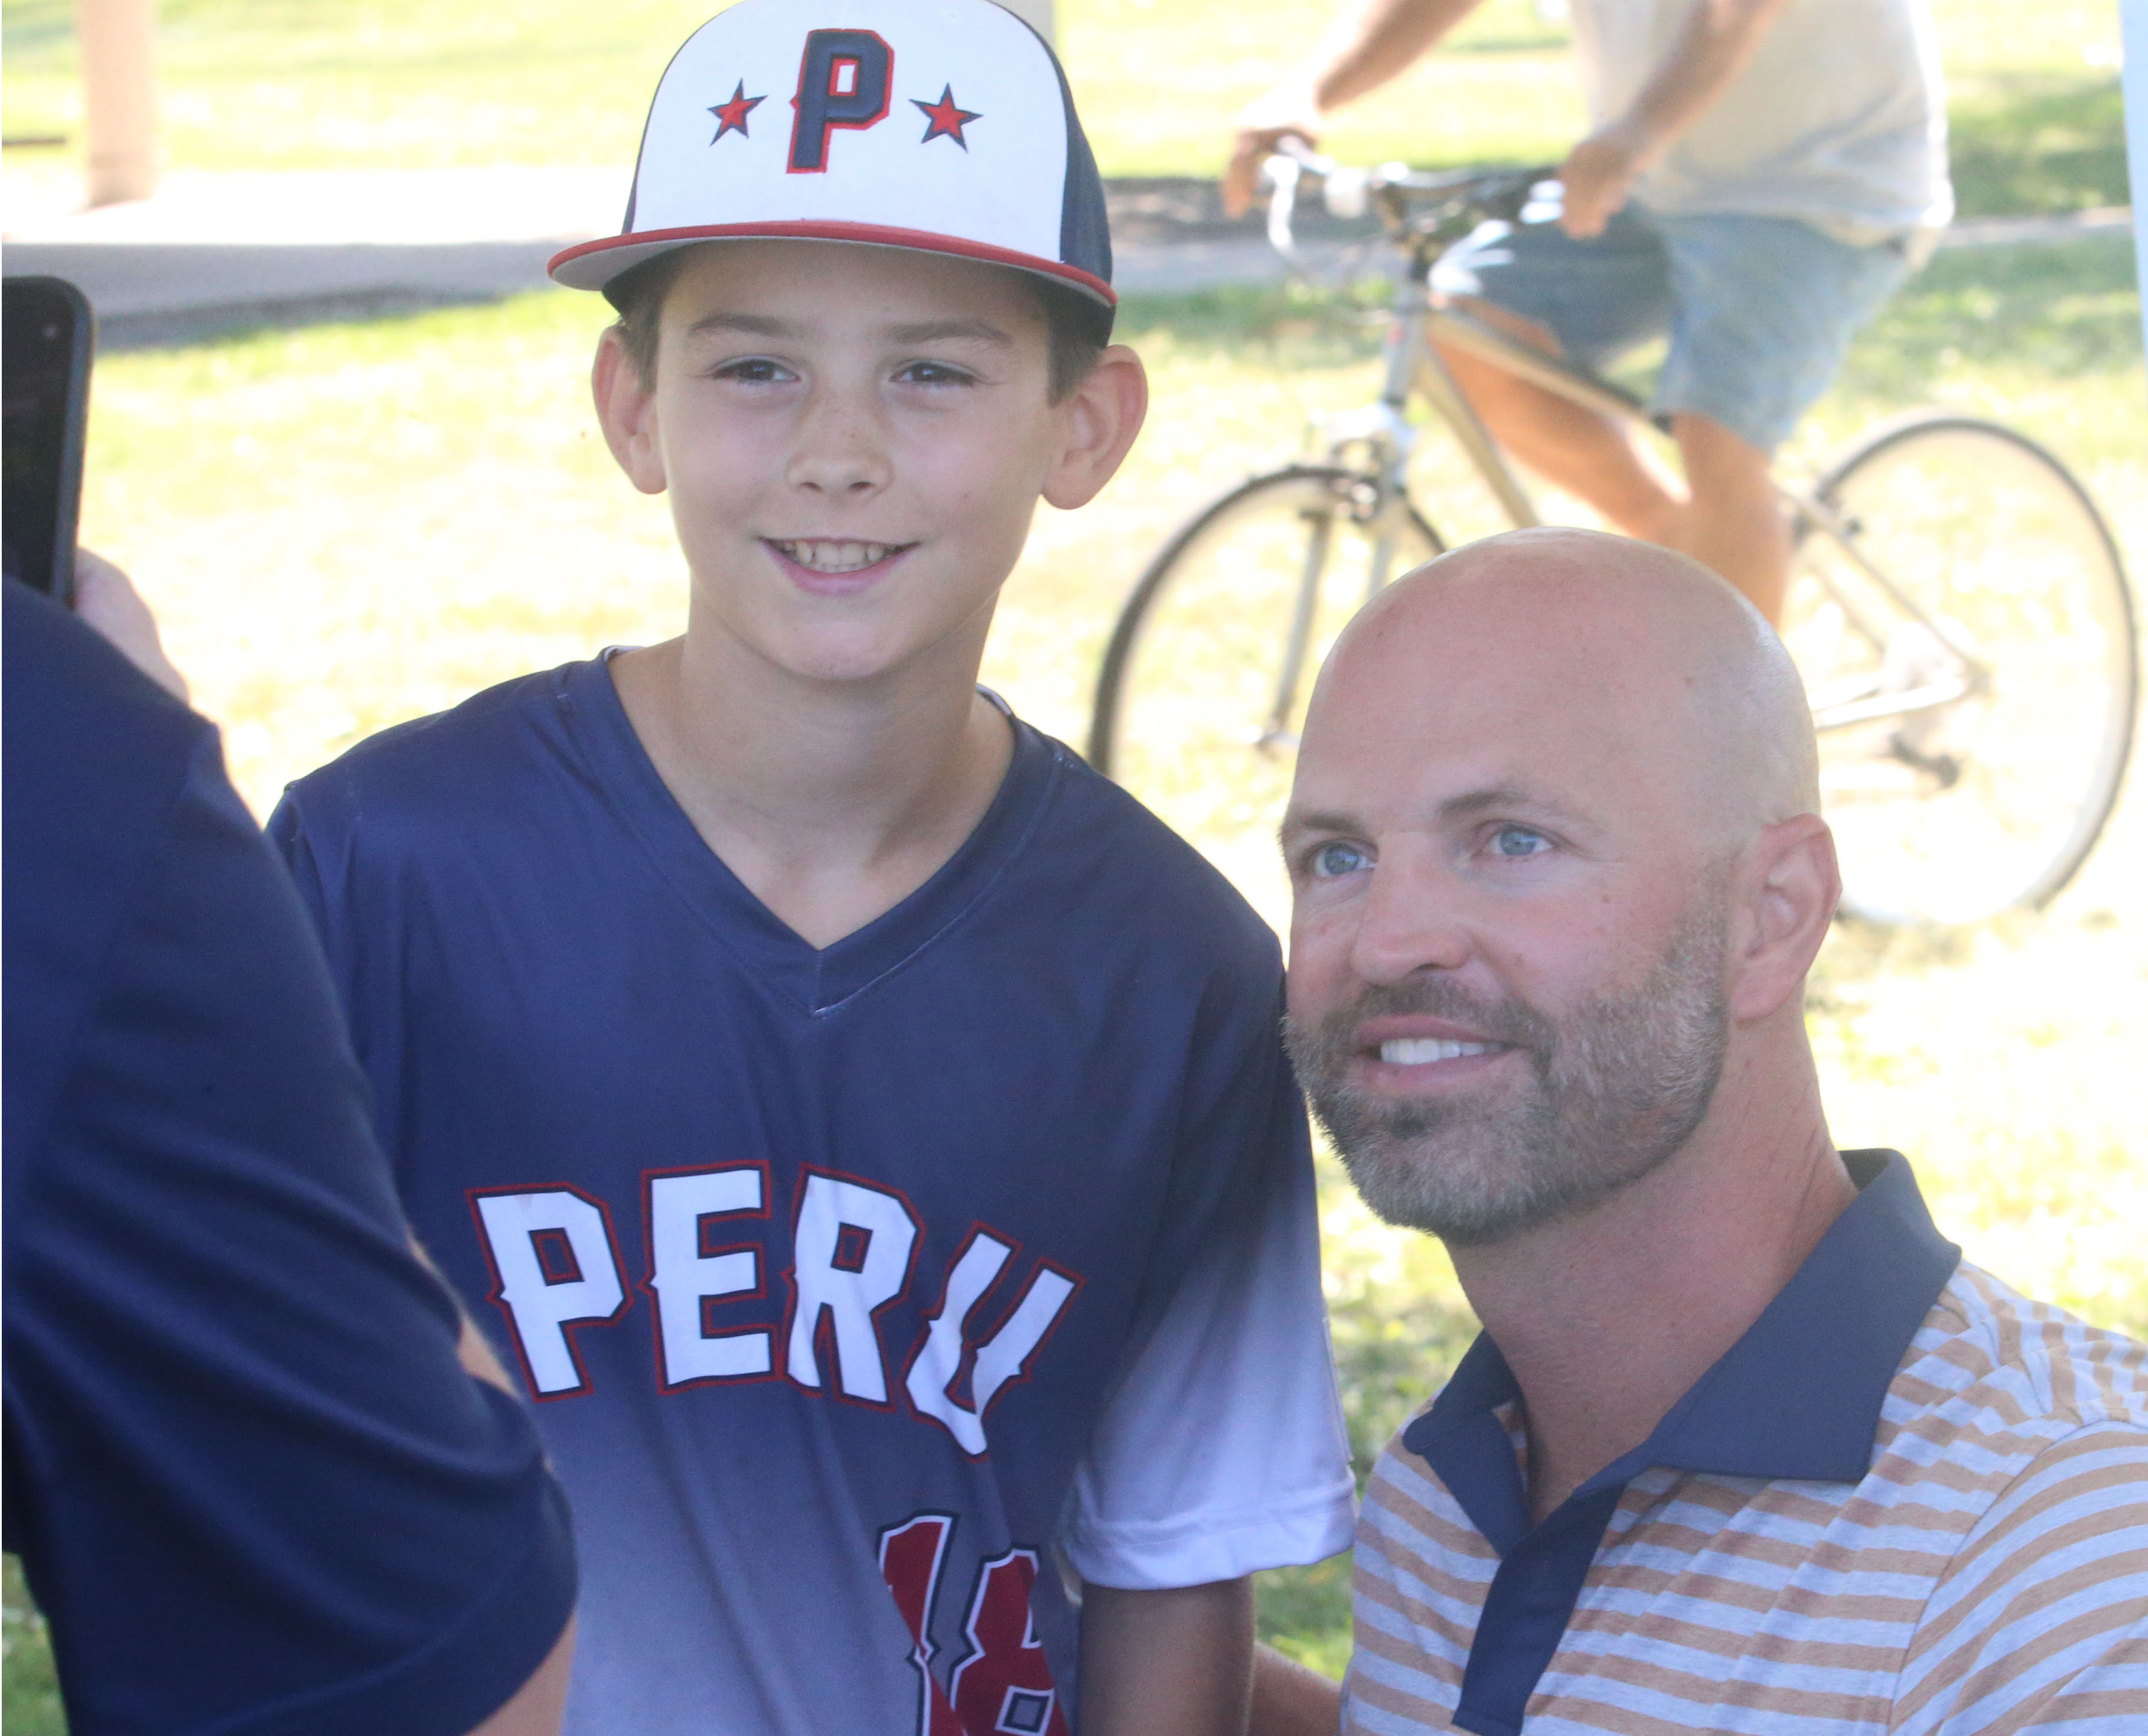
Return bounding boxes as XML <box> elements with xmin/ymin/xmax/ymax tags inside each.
<box><xmin>785</xmin><ymin>396</ymin><xmax>893</xmax><ymax>499</ymax></box>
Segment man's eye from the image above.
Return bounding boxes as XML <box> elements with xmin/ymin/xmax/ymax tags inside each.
<box><xmin>1310</xmin><ymin>841</ymin><xmax>1369</xmax><ymax>879</ymax></box>
<box><xmin>1491</xmin><ymin>826</ymin><xmax>1551</xmax><ymax>858</ymax></box>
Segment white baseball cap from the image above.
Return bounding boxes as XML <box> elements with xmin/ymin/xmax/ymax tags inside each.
<box><xmin>549</xmin><ymin>0</ymin><xmax>1115</xmax><ymax>328</ymax></box>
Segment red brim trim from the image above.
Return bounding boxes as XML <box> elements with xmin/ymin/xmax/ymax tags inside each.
<box><xmin>547</xmin><ymin>221</ymin><xmax>1115</xmax><ymax>309</ymax></box>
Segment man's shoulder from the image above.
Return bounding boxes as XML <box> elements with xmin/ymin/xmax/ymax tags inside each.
<box><xmin>1876</xmin><ymin>1262</ymin><xmax>2148</xmax><ymax>1514</ymax></box>
<box><xmin>1879</xmin><ymin>1269</ymin><xmax>2148</xmax><ymax>1731</ymax></box>
<box><xmin>1899</xmin><ymin>1263</ymin><xmax>2148</xmax><ymax>1435</ymax></box>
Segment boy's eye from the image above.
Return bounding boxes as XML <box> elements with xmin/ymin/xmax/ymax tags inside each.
<box><xmin>1491</xmin><ymin>825</ymin><xmax>1551</xmax><ymax>859</ymax></box>
<box><xmin>893</xmin><ymin>360</ymin><xmax>977</xmax><ymax>387</ymax></box>
<box><xmin>1309</xmin><ymin>841</ymin><xmax>1369</xmax><ymax>879</ymax></box>
<box><xmin>713</xmin><ymin>357</ymin><xmax>794</xmax><ymax>384</ymax></box>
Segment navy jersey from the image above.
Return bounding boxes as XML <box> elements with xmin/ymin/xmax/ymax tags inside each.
<box><xmin>270</xmin><ymin>656</ymin><xmax>1353</xmax><ymax>1735</ymax></box>
<box><xmin>1</xmin><ymin>581</ymin><xmax>576</xmax><ymax>1736</ymax></box>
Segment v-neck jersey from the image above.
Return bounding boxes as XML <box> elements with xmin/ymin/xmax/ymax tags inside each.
<box><xmin>559</xmin><ymin>654</ymin><xmax>1058</xmax><ymax>1014</ymax></box>
<box><xmin>268</xmin><ymin>654</ymin><xmax>1356</xmax><ymax>1735</ymax></box>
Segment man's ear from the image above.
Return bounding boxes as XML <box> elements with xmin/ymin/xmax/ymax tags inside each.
<box><xmin>1042</xmin><ymin>343</ymin><xmax>1149</xmax><ymax>511</ymax></box>
<box><xmin>592</xmin><ymin>326</ymin><xmax>668</xmax><ymax>497</ymax></box>
<box><xmin>1727</xmin><ymin>813</ymin><xmax>1841</xmax><ymax>1022</ymax></box>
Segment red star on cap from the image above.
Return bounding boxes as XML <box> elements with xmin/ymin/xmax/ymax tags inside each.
<box><xmin>708</xmin><ymin>80</ymin><xmax>764</xmax><ymax>143</ymax></box>
<box><xmin>912</xmin><ymin>86</ymin><xmax>981</xmax><ymax>149</ymax></box>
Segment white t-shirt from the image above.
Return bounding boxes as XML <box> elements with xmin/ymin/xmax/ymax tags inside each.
<box><xmin>1572</xmin><ymin>0</ymin><xmax>1953</xmax><ymax>239</ymax></box>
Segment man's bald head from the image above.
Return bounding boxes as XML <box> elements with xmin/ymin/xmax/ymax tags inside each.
<box><xmin>1312</xmin><ymin>527</ymin><xmax>1818</xmax><ymax>848</ymax></box>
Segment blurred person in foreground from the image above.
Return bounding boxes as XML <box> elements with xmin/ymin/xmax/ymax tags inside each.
<box><xmin>1224</xmin><ymin>0</ymin><xmax>1950</xmax><ymax>623</ymax></box>
<box><xmin>1254</xmin><ymin>527</ymin><xmax>2147</xmax><ymax>1733</ymax></box>
<box><xmin>3</xmin><ymin>558</ymin><xmax>578</xmax><ymax>1736</ymax></box>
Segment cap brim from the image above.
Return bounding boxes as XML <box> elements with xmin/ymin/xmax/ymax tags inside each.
<box><xmin>549</xmin><ymin>222</ymin><xmax>1115</xmax><ymax>311</ymax></box>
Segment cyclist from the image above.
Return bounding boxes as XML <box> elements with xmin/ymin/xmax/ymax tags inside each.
<box><xmin>1223</xmin><ymin>0</ymin><xmax>1953</xmax><ymax>624</ymax></box>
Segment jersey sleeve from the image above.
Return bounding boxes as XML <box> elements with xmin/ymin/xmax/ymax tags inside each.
<box><xmin>1901</xmin><ymin>1419</ymin><xmax>2148</xmax><ymax>1735</ymax></box>
<box><xmin>1058</xmin><ymin>968</ymin><xmax>1355</xmax><ymax>1590</ymax></box>
<box><xmin>5</xmin><ymin>707</ymin><xmax>575</xmax><ymax>1736</ymax></box>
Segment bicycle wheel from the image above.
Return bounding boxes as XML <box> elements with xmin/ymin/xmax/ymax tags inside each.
<box><xmin>1784</xmin><ymin>415</ymin><xmax>2137</xmax><ymax>925</ymax></box>
<box><xmin>1090</xmin><ymin>466</ymin><xmax>1442</xmax><ymax>930</ymax></box>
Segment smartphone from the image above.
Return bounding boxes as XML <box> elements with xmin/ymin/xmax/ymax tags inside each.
<box><xmin>4</xmin><ymin>276</ymin><xmax>95</xmax><ymax>605</ymax></box>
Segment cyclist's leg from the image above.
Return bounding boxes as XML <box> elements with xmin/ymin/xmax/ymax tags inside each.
<box><xmin>1652</xmin><ymin>212</ymin><xmax>1912</xmax><ymax>618</ymax></box>
<box><xmin>1670</xmin><ymin>413</ymin><xmax>1791</xmax><ymax>622</ymax></box>
<box><xmin>1435</xmin><ymin>302</ymin><xmax>1684</xmax><ymax>544</ymax></box>
<box><xmin>1429</xmin><ymin>205</ymin><xmax>1684</xmax><ymax>540</ymax></box>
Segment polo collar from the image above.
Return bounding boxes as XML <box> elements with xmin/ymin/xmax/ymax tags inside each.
<box><xmin>1404</xmin><ymin>1149</ymin><xmax>1961</xmax><ymax>1544</ymax></box>
<box><xmin>1397</xmin><ymin>1152</ymin><xmax>1960</xmax><ymax>1736</ymax></box>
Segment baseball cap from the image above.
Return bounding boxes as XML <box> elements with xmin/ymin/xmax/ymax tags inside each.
<box><xmin>548</xmin><ymin>0</ymin><xmax>1114</xmax><ymax>331</ymax></box>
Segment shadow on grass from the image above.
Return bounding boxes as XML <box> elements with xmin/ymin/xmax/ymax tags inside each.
<box><xmin>3</xmin><ymin>1558</ymin><xmax>64</xmax><ymax>1736</ymax></box>
<box><xmin>1117</xmin><ymin>276</ymin><xmax>1391</xmax><ymax>368</ymax></box>
<box><xmin>1835</xmin><ymin>234</ymin><xmax>2142</xmax><ymax>404</ymax></box>
<box><xmin>1948</xmin><ymin>73</ymin><xmax>2130</xmax><ymax>220</ymax></box>
<box><xmin>1120</xmin><ymin>232</ymin><xmax>2141</xmax><ymax>414</ymax></box>
<box><xmin>1256</xmin><ymin>1552</ymin><xmax>1355</xmax><ymax>1677</ymax></box>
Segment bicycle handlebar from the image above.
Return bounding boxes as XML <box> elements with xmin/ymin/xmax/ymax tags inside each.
<box><xmin>1260</xmin><ymin>143</ymin><xmax>1556</xmax><ymax>263</ymax></box>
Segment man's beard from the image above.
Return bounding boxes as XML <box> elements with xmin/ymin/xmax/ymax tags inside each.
<box><xmin>1284</xmin><ymin>899</ymin><xmax>1730</xmax><ymax>1248</ymax></box>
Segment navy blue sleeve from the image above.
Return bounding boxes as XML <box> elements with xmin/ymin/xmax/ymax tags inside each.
<box><xmin>2</xmin><ymin>583</ymin><xmax>576</xmax><ymax>1736</ymax></box>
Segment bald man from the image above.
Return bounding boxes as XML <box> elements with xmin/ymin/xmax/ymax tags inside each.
<box><xmin>1262</xmin><ymin>529</ymin><xmax>2148</xmax><ymax>1735</ymax></box>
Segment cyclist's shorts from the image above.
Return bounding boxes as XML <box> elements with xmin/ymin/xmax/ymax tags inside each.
<box><xmin>1430</xmin><ymin>200</ymin><xmax>1910</xmax><ymax>454</ymax></box>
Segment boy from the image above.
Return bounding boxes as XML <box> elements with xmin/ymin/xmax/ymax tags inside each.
<box><xmin>270</xmin><ymin>2</ymin><xmax>1354</xmax><ymax>1730</ymax></box>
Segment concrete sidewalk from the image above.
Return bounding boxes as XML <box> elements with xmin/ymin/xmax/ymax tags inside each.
<box><xmin>2</xmin><ymin>167</ymin><xmax>2132</xmax><ymax>344</ymax></box>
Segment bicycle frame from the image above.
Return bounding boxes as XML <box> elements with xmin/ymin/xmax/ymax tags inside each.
<box><xmin>1293</xmin><ymin>191</ymin><xmax>1993</xmax><ymax>738</ymax></box>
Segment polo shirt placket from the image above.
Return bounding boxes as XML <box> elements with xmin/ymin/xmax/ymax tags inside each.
<box><xmin>1403</xmin><ymin>1151</ymin><xmax>1961</xmax><ymax>1736</ymax></box>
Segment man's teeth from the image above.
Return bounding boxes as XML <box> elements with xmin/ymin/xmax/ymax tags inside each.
<box><xmin>1380</xmin><ymin>1038</ymin><xmax>1502</xmax><ymax>1065</ymax></box>
<box><xmin>774</xmin><ymin>539</ymin><xmax>899</xmax><ymax>574</ymax></box>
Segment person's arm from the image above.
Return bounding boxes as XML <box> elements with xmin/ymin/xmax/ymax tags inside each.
<box><xmin>2</xmin><ymin>589</ymin><xmax>579</xmax><ymax>1736</ymax></box>
<box><xmin>1078</xmin><ymin>1578</ymin><xmax>1255</xmax><ymax>1736</ymax></box>
<box><xmin>1557</xmin><ymin>0</ymin><xmax>1795</xmax><ymax>236</ymax></box>
<box><xmin>1223</xmin><ymin>0</ymin><xmax>1489</xmax><ymax>216</ymax></box>
<box><xmin>1250</xmin><ymin>1643</ymin><xmax>1342</xmax><ymax>1736</ymax></box>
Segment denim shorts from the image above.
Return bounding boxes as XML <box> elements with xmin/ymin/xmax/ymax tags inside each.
<box><xmin>1430</xmin><ymin>201</ymin><xmax>1910</xmax><ymax>454</ymax></box>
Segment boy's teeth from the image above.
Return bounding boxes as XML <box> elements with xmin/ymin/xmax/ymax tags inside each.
<box><xmin>776</xmin><ymin>539</ymin><xmax>897</xmax><ymax>574</ymax></box>
<box><xmin>1380</xmin><ymin>1038</ymin><xmax>1501</xmax><ymax>1065</ymax></box>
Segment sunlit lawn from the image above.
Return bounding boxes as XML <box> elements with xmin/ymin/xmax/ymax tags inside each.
<box><xmin>40</xmin><ymin>238</ymin><xmax>2142</xmax><ymax>1682</ymax></box>
<box><xmin>1</xmin><ymin>0</ymin><xmax>2130</xmax><ymax>215</ymax></box>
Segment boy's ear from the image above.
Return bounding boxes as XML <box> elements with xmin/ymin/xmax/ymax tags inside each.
<box><xmin>1042</xmin><ymin>344</ymin><xmax>1148</xmax><ymax>512</ymax></box>
<box><xmin>592</xmin><ymin>327</ymin><xmax>669</xmax><ymax>497</ymax></box>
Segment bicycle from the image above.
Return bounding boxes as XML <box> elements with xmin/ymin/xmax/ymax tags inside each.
<box><xmin>1087</xmin><ymin>152</ymin><xmax>2138</xmax><ymax>929</ymax></box>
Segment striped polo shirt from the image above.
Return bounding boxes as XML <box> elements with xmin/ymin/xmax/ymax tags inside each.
<box><xmin>1347</xmin><ymin>1151</ymin><xmax>2148</xmax><ymax>1735</ymax></box>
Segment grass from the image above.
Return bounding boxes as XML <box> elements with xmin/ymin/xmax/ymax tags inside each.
<box><xmin>3</xmin><ymin>1559</ymin><xmax>63</xmax><ymax>1736</ymax></box>
<box><xmin>0</xmin><ymin>0</ymin><xmax>2130</xmax><ymax>213</ymax></box>
<box><xmin>3</xmin><ymin>234</ymin><xmax>2139</xmax><ymax>1702</ymax></box>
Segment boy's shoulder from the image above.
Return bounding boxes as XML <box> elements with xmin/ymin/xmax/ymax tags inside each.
<box><xmin>1029</xmin><ymin>730</ymin><xmax>1282</xmax><ymax>970</ymax></box>
<box><xmin>275</xmin><ymin>659</ymin><xmax>594</xmax><ymax>842</ymax></box>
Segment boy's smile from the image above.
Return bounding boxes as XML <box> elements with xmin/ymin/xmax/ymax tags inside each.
<box><xmin>764</xmin><ymin>538</ymin><xmax>918</xmax><ymax>597</ymax></box>
<box><xmin>594</xmin><ymin>239</ymin><xmax>1139</xmax><ymax>692</ymax></box>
